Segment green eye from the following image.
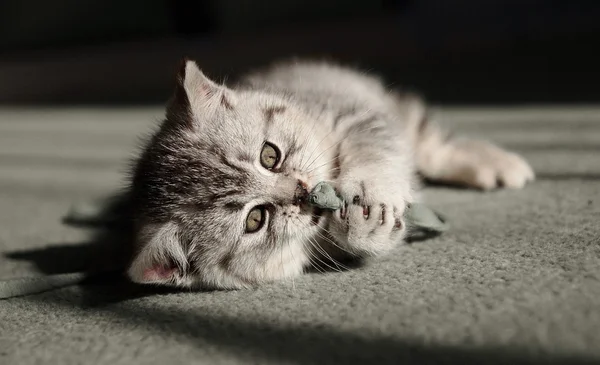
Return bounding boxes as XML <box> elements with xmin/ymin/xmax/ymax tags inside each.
<box><xmin>260</xmin><ymin>142</ymin><xmax>280</xmax><ymax>169</ymax></box>
<box><xmin>245</xmin><ymin>206</ymin><xmax>266</xmax><ymax>233</ymax></box>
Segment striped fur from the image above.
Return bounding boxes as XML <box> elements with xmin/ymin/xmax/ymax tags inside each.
<box><xmin>127</xmin><ymin>60</ymin><xmax>534</xmax><ymax>289</ymax></box>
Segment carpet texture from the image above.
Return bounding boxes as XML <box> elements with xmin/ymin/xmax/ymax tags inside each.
<box><xmin>1</xmin><ymin>106</ymin><xmax>599</xmax><ymax>364</ymax></box>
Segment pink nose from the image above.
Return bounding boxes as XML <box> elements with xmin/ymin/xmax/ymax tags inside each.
<box><xmin>293</xmin><ymin>180</ymin><xmax>309</xmax><ymax>205</ymax></box>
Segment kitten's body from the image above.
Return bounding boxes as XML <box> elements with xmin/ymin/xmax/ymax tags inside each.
<box><xmin>127</xmin><ymin>60</ymin><xmax>534</xmax><ymax>289</ymax></box>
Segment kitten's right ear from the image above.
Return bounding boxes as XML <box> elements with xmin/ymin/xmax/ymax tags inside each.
<box><xmin>167</xmin><ymin>58</ymin><xmax>234</xmax><ymax>129</ymax></box>
<box><xmin>181</xmin><ymin>59</ymin><xmax>219</xmax><ymax>102</ymax></box>
<box><xmin>170</xmin><ymin>58</ymin><xmax>235</xmax><ymax>117</ymax></box>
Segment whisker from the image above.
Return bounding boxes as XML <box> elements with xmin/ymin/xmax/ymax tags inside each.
<box><xmin>297</xmin><ymin>214</ymin><xmax>355</xmax><ymax>257</ymax></box>
<box><xmin>299</xmin><ymin>127</ymin><xmax>337</xmax><ymax>172</ymax></box>
<box><xmin>302</xmin><ymin>124</ymin><xmax>383</xmax><ymax>173</ymax></box>
<box><xmin>305</xmin><ymin>155</ymin><xmax>339</xmax><ymax>175</ymax></box>
<box><xmin>280</xmin><ymin>219</ymin><xmax>288</xmax><ymax>281</ymax></box>
<box><xmin>297</xmin><ymin>229</ymin><xmax>325</xmax><ymax>274</ymax></box>
<box><xmin>308</xmin><ymin>234</ymin><xmax>352</xmax><ymax>271</ymax></box>
<box><xmin>306</xmin><ymin>237</ymin><xmax>343</xmax><ymax>273</ymax></box>
<box><xmin>297</xmin><ymin>112</ymin><xmax>322</xmax><ymax>169</ymax></box>
<box><xmin>286</xmin><ymin>225</ymin><xmax>298</xmax><ymax>290</ymax></box>
<box><xmin>301</xmin><ymin>110</ymin><xmax>378</xmax><ymax>172</ymax></box>
<box><xmin>305</xmin><ymin>158</ymin><xmax>341</xmax><ymax>175</ymax></box>
<box><xmin>304</xmin><ymin>244</ymin><xmax>327</xmax><ymax>273</ymax></box>
<box><xmin>298</xmin><ymin>109</ymin><xmax>376</xmax><ymax>173</ymax></box>
<box><xmin>312</xmin><ymin>229</ymin><xmax>353</xmax><ymax>257</ymax></box>
<box><xmin>308</xmin><ymin>154</ymin><xmax>399</xmax><ymax>177</ymax></box>
<box><xmin>294</xmin><ymin>217</ymin><xmax>352</xmax><ymax>270</ymax></box>
<box><xmin>317</xmin><ymin>150</ymin><xmax>399</xmax><ymax>176</ymax></box>
<box><xmin>293</xmin><ymin>217</ymin><xmax>342</xmax><ymax>273</ymax></box>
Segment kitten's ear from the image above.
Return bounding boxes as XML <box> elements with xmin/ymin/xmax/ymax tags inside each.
<box><xmin>167</xmin><ymin>58</ymin><xmax>234</xmax><ymax>129</ymax></box>
<box><xmin>176</xmin><ymin>58</ymin><xmax>234</xmax><ymax>113</ymax></box>
<box><xmin>127</xmin><ymin>223</ymin><xmax>189</xmax><ymax>285</ymax></box>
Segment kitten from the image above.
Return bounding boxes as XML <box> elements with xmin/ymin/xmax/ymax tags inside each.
<box><xmin>127</xmin><ymin>59</ymin><xmax>534</xmax><ymax>289</ymax></box>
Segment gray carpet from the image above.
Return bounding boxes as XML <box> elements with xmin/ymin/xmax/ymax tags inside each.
<box><xmin>1</xmin><ymin>106</ymin><xmax>599</xmax><ymax>364</ymax></box>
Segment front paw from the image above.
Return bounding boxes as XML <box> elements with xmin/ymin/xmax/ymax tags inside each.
<box><xmin>328</xmin><ymin>180</ymin><xmax>406</xmax><ymax>256</ymax></box>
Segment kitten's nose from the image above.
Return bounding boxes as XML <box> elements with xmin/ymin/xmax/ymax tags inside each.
<box><xmin>293</xmin><ymin>180</ymin><xmax>309</xmax><ymax>206</ymax></box>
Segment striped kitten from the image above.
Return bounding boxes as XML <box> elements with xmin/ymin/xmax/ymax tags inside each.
<box><xmin>127</xmin><ymin>60</ymin><xmax>534</xmax><ymax>289</ymax></box>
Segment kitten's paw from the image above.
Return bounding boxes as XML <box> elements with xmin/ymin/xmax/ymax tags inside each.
<box><xmin>437</xmin><ymin>139</ymin><xmax>535</xmax><ymax>190</ymax></box>
<box><xmin>328</xmin><ymin>179</ymin><xmax>406</xmax><ymax>256</ymax></box>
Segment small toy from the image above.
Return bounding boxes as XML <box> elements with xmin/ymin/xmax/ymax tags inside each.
<box><xmin>309</xmin><ymin>181</ymin><xmax>344</xmax><ymax>210</ymax></box>
<box><xmin>308</xmin><ymin>181</ymin><xmax>448</xmax><ymax>235</ymax></box>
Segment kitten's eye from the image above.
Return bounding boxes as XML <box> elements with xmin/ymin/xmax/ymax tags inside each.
<box><xmin>245</xmin><ymin>206</ymin><xmax>266</xmax><ymax>233</ymax></box>
<box><xmin>260</xmin><ymin>142</ymin><xmax>280</xmax><ymax>170</ymax></box>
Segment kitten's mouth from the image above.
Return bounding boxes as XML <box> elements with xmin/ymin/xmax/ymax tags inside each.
<box><xmin>311</xmin><ymin>207</ymin><xmax>324</xmax><ymax>225</ymax></box>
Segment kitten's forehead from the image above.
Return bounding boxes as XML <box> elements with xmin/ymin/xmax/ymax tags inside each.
<box><xmin>190</xmin><ymin>101</ymin><xmax>305</xmax><ymax>171</ymax></box>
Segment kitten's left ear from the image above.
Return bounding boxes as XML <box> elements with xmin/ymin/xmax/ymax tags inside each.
<box><xmin>177</xmin><ymin>58</ymin><xmax>235</xmax><ymax>113</ymax></box>
<box><xmin>127</xmin><ymin>222</ymin><xmax>189</xmax><ymax>285</ymax></box>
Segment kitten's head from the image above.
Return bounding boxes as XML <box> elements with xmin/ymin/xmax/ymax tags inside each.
<box><xmin>127</xmin><ymin>60</ymin><xmax>335</xmax><ymax>289</ymax></box>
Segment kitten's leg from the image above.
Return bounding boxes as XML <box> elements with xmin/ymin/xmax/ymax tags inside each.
<box><xmin>396</xmin><ymin>94</ymin><xmax>535</xmax><ymax>190</ymax></box>
<box><xmin>325</xmin><ymin>109</ymin><xmax>415</xmax><ymax>257</ymax></box>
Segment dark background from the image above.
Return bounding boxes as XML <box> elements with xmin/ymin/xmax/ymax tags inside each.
<box><xmin>1</xmin><ymin>0</ymin><xmax>599</xmax><ymax>105</ymax></box>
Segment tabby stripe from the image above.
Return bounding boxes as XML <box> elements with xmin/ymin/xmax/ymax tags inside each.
<box><xmin>219</xmin><ymin>154</ymin><xmax>248</xmax><ymax>175</ymax></box>
<box><xmin>355</xmin><ymin>115</ymin><xmax>379</xmax><ymax>128</ymax></box>
<box><xmin>219</xmin><ymin>251</ymin><xmax>234</xmax><ymax>270</ymax></box>
<box><xmin>220</xmin><ymin>94</ymin><xmax>234</xmax><ymax>110</ymax></box>
<box><xmin>223</xmin><ymin>201</ymin><xmax>246</xmax><ymax>212</ymax></box>
<box><xmin>333</xmin><ymin>106</ymin><xmax>358</xmax><ymax>128</ymax></box>
<box><xmin>263</xmin><ymin>106</ymin><xmax>286</xmax><ymax>125</ymax></box>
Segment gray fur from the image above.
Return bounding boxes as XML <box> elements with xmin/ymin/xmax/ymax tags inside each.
<box><xmin>127</xmin><ymin>60</ymin><xmax>534</xmax><ymax>290</ymax></box>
